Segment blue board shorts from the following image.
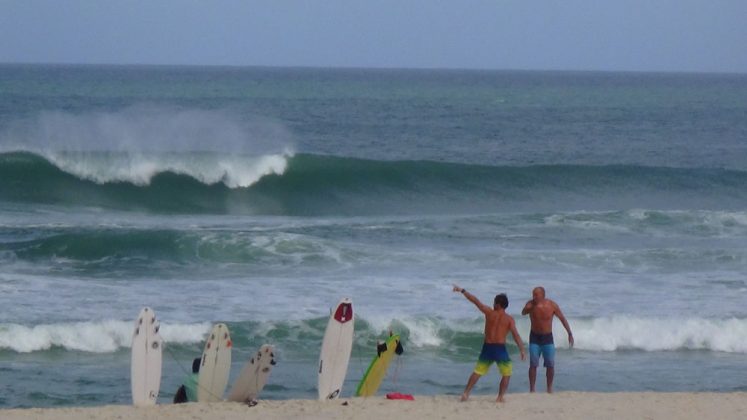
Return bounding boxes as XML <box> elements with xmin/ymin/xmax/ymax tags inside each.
<box><xmin>473</xmin><ymin>343</ymin><xmax>512</xmax><ymax>376</ymax></box>
<box><xmin>529</xmin><ymin>332</ymin><xmax>555</xmax><ymax>368</ymax></box>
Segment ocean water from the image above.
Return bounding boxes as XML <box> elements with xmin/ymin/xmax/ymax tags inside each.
<box><xmin>1</xmin><ymin>65</ymin><xmax>746</xmax><ymax>408</ymax></box>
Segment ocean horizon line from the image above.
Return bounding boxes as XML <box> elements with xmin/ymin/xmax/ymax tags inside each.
<box><xmin>2</xmin><ymin>61</ymin><xmax>746</xmax><ymax>77</ymax></box>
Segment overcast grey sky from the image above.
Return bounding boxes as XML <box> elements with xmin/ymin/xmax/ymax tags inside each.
<box><xmin>1</xmin><ymin>0</ymin><xmax>745</xmax><ymax>73</ymax></box>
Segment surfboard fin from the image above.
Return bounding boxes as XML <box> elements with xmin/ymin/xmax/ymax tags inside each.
<box><xmin>395</xmin><ymin>340</ymin><xmax>404</xmax><ymax>355</ymax></box>
<box><xmin>376</xmin><ymin>342</ymin><xmax>387</xmax><ymax>357</ymax></box>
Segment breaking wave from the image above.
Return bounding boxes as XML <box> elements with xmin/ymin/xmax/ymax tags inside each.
<box><xmin>2</xmin><ymin>151</ymin><xmax>746</xmax><ymax>215</ymax></box>
<box><xmin>3</xmin><ymin>316</ymin><xmax>746</xmax><ymax>354</ymax></box>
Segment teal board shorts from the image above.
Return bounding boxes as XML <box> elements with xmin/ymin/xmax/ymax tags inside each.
<box><xmin>529</xmin><ymin>332</ymin><xmax>556</xmax><ymax>368</ymax></box>
<box><xmin>473</xmin><ymin>343</ymin><xmax>512</xmax><ymax>376</ymax></box>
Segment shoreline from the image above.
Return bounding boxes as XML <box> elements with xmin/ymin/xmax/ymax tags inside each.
<box><xmin>3</xmin><ymin>392</ymin><xmax>746</xmax><ymax>420</ymax></box>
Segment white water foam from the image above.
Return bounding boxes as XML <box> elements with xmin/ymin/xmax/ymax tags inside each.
<box><xmin>544</xmin><ymin>209</ymin><xmax>747</xmax><ymax>238</ymax></box>
<box><xmin>3</xmin><ymin>316</ymin><xmax>746</xmax><ymax>354</ymax></box>
<box><xmin>44</xmin><ymin>151</ymin><xmax>290</xmax><ymax>188</ymax></box>
<box><xmin>0</xmin><ymin>321</ymin><xmax>211</xmax><ymax>353</ymax></box>
<box><xmin>543</xmin><ymin>213</ymin><xmax>631</xmax><ymax>233</ymax></box>
<box><xmin>364</xmin><ymin>314</ymin><xmax>480</xmax><ymax>348</ymax></box>
<box><xmin>556</xmin><ymin>316</ymin><xmax>747</xmax><ymax>353</ymax></box>
<box><xmin>362</xmin><ymin>315</ymin><xmax>747</xmax><ymax>354</ymax></box>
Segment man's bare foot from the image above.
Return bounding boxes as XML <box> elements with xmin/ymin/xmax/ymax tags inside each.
<box><xmin>496</xmin><ymin>396</ymin><xmax>505</xmax><ymax>403</ymax></box>
<box><xmin>547</xmin><ymin>388</ymin><xmax>553</xmax><ymax>394</ymax></box>
<box><xmin>460</xmin><ymin>393</ymin><xmax>469</xmax><ymax>402</ymax></box>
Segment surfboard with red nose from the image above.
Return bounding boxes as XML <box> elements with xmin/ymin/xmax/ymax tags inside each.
<box><xmin>318</xmin><ymin>297</ymin><xmax>354</xmax><ymax>400</ymax></box>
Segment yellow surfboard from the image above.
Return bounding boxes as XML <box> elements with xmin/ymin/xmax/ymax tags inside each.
<box><xmin>355</xmin><ymin>333</ymin><xmax>402</xmax><ymax>397</ymax></box>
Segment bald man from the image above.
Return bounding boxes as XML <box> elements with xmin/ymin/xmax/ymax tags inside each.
<box><xmin>521</xmin><ymin>286</ymin><xmax>573</xmax><ymax>393</ymax></box>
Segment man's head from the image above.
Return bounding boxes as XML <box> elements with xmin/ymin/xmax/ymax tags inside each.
<box><xmin>532</xmin><ymin>286</ymin><xmax>546</xmax><ymax>303</ymax></box>
<box><xmin>494</xmin><ymin>293</ymin><xmax>508</xmax><ymax>309</ymax></box>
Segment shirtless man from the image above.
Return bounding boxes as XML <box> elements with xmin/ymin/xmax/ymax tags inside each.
<box><xmin>453</xmin><ymin>284</ymin><xmax>525</xmax><ymax>403</ymax></box>
<box><xmin>521</xmin><ymin>286</ymin><xmax>573</xmax><ymax>393</ymax></box>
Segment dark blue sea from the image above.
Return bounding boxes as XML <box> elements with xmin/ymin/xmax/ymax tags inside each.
<box><xmin>1</xmin><ymin>65</ymin><xmax>746</xmax><ymax>407</ymax></box>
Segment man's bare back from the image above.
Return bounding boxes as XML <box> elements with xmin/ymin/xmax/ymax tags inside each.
<box><xmin>483</xmin><ymin>309</ymin><xmax>513</xmax><ymax>344</ymax></box>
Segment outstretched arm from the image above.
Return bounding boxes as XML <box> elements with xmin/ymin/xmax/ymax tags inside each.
<box><xmin>452</xmin><ymin>284</ymin><xmax>491</xmax><ymax>314</ymax></box>
<box><xmin>509</xmin><ymin>318</ymin><xmax>526</xmax><ymax>361</ymax></box>
<box><xmin>553</xmin><ymin>302</ymin><xmax>574</xmax><ymax>347</ymax></box>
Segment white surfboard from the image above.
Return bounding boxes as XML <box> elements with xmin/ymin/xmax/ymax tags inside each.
<box><xmin>198</xmin><ymin>323</ymin><xmax>232</xmax><ymax>402</ymax></box>
<box><xmin>227</xmin><ymin>344</ymin><xmax>276</xmax><ymax>402</ymax></box>
<box><xmin>318</xmin><ymin>297</ymin><xmax>354</xmax><ymax>400</ymax></box>
<box><xmin>130</xmin><ymin>307</ymin><xmax>163</xmax><ymax>406</ymax></box>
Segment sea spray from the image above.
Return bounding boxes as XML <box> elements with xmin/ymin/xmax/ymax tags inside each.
<box><xmin>0</xmin><ymin>106</ymin><xmax>295</xmax><ymax>188</ymax></box>
<box><xmin>0</xmin><ymin>105</ymin><xmax>294</xmax><ymax>154</ymax></box>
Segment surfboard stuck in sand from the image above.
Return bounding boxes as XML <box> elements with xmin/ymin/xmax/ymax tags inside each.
<box><xmin>318</xmin><ymin>297</ymin><xmax>354</xmax><ymax>400</ymax></box>
<box><xmin>228</xmin><ymin>344</ymin><xmax>277</xmax><ymax>403</ymax></box>
<box><xmin>130</xmin><ymin>307</ymin><xmax>163</xmax><ymax>406</ymax></box>
<box><xmin>198</xmin><ymin>323</ymin><xmax>232</xmax><ymax>402</ymax></box>
<box><xmin>355</xmin><ymin>332</ymin><xmax>403</xmax><ymax>397</ymax></box>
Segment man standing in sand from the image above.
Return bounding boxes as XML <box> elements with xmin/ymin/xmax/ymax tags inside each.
<box><xmin>453</xmin><ymin>284</ymin><xmax>525</xmax><ymax>403</ymax></box>
<box><xmin>522</xmin><ymin>286</ymin><xmax>573</xmax><ymax>393</ymax></box>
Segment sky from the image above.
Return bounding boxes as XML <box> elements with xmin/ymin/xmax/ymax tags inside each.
<box><xmin>1</xmin><ymin>0</ymin><xmax>746</xmax><ymax>73</ymax></box>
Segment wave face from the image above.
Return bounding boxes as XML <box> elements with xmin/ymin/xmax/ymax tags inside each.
<box><xmin>3</xmin><ymin>316</ymin><xmax>746</xmax><ymax>354</ymax></box>
<box><xmin>2</xmin><ymin>151</ymin><xmax>746</xmax><ymax>215</ymax></box>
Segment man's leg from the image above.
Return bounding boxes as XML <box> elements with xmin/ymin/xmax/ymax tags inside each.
<box><xmin>529</xmin><ymin>367</ymin><xmax>537</xmax><ymax>392</ymax></box>
<box><xmin>497</xmin><ymin>376</ymin><xmax>510</xmax><ymax>402</ymax></box>
<box><xmin>497</xmin><ymin>361</ymin><xmax>512</xmax><ymax>403</ymax></box>
<box><xmin>543</xmin><ymin>344</ymin><xmax>556</xmax><ymax>393</ymax></box>
<box><xmin>528</xmin><ymin>343</ymin><xmax>540</xmax><ymax>392</ymax></box>
<box><xmin>461</xmin><ymin>372</ymin><xmax>481</xmax><ymax>401</ymax></box>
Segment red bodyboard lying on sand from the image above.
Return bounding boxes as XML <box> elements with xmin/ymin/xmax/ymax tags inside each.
<box><xmin>386</xmin><ymin>392</ymin><xmax>414</xmax><ymax>401</ymax></box>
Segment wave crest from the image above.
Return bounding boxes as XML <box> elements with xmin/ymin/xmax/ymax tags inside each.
<box><xmin>0</xmin><ymin>321</ymin><xmax>210</xmax><ymax>353</ymax></box>
<box><xmin>4</xmin><ymin>316</ymin><xmax>745</xmax><ymax>354</ymax></box>
<box><xmin>43</xmin><ymin>151</ymin><xmax>291</xmax><ymax>188</ymax></box>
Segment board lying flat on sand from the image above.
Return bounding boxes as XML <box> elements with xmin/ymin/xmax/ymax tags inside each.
<box><xmin>198</xmin><ymin>323</ymin><xmax>232</xmax><ymax>402</ymax></box>
<box><xmin>355</xmin><ymin>333</ymin><xmax>402</xmax><ymax>397</ymax></box>
<box><xmin>130</xmin><ymin>307</ymin><xmax>163</xmax><ymax>406</ymax></box>
<box><xmin>227</xmin><ymin>344</ymin><xmax>276</xmax><ymax>402</ymax></box>
<box><xmin>318</xmin><ymin>297</ymin><xmax>354</xmax><ymax>400</ymax></box>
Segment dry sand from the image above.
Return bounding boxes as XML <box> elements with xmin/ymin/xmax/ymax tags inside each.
<box><xmin>3</xmin><ymin>392</ymin><xmax>746</xmax><ymax>420</ymax></box>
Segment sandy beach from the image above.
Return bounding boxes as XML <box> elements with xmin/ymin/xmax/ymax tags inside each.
<box><xmin>3</xmin><ymin>393</ymin><xmax>746</xmax><ymax>420</ymax></box>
